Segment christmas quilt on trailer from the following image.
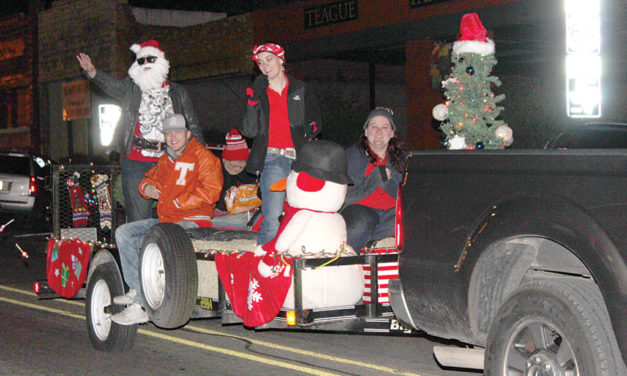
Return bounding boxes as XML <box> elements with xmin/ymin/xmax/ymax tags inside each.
<box><xmin>46</xmin><ymin>239</ymin><xmax>92</xmax><ymax>298</ymax></box>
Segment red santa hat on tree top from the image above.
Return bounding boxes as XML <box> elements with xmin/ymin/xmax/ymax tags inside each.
<box><xmin>130</xmin><ymin>39</ymin><xmax>166</xmax><ymax>59</ymax></box>
<box><xmin>452</xmin><ymin>13</ymin><xmax>495</xmax><ymax>56</ymax></box>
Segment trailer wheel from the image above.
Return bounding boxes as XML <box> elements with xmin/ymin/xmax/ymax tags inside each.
<box><xmin>485</xmin><ymin>278</ymin><xmax>626</xmax><ymax>376</ymax></box>
<box><xmin>86</xmin><ymin>262</ymin><xmax>137</xmax><ymax>352</ymax></box>
<box><xmin>140</xmin><ymin>222</ymin><xmax>198</xmax><ymax>328</ymax></box>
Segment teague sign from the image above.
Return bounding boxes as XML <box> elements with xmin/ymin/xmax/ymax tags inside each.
<box><xmin>304</xmin><ymin>0</ymin><xmax>358</xmax><ymax>29</ymax></box>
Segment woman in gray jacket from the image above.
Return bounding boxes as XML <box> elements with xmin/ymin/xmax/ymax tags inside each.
<box><xmin>341</xmin><ymin>107</ymin><xmax>408</xmax><ymax>251</ymax></box>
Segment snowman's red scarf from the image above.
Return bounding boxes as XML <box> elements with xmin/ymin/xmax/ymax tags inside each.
<box><xmin>215</xmin><ymin>205</ymin><xmax>333</xmax><ymax>327</ymax></box>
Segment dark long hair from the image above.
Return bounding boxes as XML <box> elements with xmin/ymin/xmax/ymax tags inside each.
<box><xmin>359</xmin><ymin>135</ymin><xmax>409</xmax><ymax>173</ymax></box>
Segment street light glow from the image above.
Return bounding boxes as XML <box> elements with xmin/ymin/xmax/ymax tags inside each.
<box><xmin>98</xmin><ymin>104</ymin><xmax>121</xmax><ymax>146</ymax></box>
<box><xmin>565</xmin><ymin>0</ymin><xmax>601</xmax><ymax>118</ymax></box>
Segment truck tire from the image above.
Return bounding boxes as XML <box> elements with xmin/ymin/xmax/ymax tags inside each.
<box><xmin>485</xmin><ymin>278</ymin><xmax>626</xmax><ymax>376</ymax></box>
<box><xmin>86</xmin><ymin>262</ymin><xmax>137</xmax><ymax>352</ymax></box>
<box><xmin>139</xmin><ymin>223</ymin><xmax>198</xmax><ymax>329</ymax></box>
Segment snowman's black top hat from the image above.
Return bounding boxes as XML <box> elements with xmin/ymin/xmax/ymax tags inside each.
<box><xmin>291</xmin><ymin>140</ymin><xmax>353</xmax><ymax>185</ymax></box>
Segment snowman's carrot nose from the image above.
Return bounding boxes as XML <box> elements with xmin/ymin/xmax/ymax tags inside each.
<box><xmin>270</xmin><ymin>177</ymin><xmax>287</xmax><ymax>192</ymax></box>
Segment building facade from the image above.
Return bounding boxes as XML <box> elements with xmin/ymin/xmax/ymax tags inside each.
<box><xmin>4</xmin><ymin>0</ymin><xmax>624</xmax><ymax>161</ymax></box>
<box><xmin>0</xmin><ymin>3</ymin><xmax>41</xmax><ymax>152</ymax></box>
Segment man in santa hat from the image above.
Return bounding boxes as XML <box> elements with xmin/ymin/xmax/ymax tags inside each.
<box><xmin>76</xmin><ymin>40</ymin><xmax>205</xmax><ymax>222</ymax></box>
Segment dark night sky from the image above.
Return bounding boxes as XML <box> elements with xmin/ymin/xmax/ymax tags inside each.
<box><xmin>0</xmin><ymin>1</ymin><xmax>302</xmax><ymax>17</ymax></box>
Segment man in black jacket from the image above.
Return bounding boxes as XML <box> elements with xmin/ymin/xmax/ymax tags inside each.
<box><xmin>76</xmin><ymin>40</ymin><xmax>205</xmax><ymax>222</ymax></box>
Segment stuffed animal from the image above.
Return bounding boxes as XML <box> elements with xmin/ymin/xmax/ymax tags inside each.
<box><xmin>257</xmin><ymin>140</ymin><xmax>364</xmax><ymax>309</ymax></box>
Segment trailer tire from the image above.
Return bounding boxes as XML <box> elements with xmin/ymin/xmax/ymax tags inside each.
<box><xmin>485</xmin><ymin>278</ymin><xmax>626</xmax><ymax>376</ymax></box>
<box><xmin>86</xmin><ymin>262</ymin><xmax>137</xmax><ymax>352</ymax></box>
<box><xmin>140</xmin><ymin>223</ymin><xmax>198</xmax><ymax>329</ymax></box>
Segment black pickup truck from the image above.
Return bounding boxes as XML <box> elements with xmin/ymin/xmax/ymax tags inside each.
<box><xmin>390</xmin><ymin>149</ymin><xmax>627</xmax><ymax>375</ymax></box>
<box><xmin>38</xmin><ymin>146</ymin><xmax>626</xmax><ymax>375</ymax></box>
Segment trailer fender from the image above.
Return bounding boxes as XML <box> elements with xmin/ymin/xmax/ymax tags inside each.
<box><xmin>86</xmin><ymin>248</ymin><xmax>121</xmax><ymax>288</ymax></box>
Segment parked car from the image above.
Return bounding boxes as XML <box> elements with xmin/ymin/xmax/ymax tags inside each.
<box><xmin>545</xmin><ymin>122</ymin><xmax>627</xmax><ymax>149</ymax></box>
<box><xmin>0</xmin><ymin>151</ymin><xmax>54</xmax><ymax>231</ymax></box>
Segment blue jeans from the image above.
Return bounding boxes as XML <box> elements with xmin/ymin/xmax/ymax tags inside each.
<box><xmin>115</xmin><ymin>218</ymin><xmax>198</xmax><ymax>307</ymax></box>
<box><xmin>340</xmin><ymin>204</ymin><xmax>395</xmax><ymax>251</ymax></box>
<box><xmin>257</xmin><ymin>153</ymin><xmax>293</xmax><ymax>245</ymax></box>
<box><xmin>210</xmin><ymin>211</ymin><xmax>256</xmax><ymax>230</ymax></box>
<box><xmin>120</xmin><ymin>157</ymin><xmax>157</xmax><ymax>222</ymax></box>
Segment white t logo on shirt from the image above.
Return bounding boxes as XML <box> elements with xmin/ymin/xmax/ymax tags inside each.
<box><xmin>174</xmin><ymin>162</ymin><xmax>194</xmax><ymax>185</ymax></box>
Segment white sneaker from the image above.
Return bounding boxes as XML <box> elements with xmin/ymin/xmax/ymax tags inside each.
<box><xmin>113</xmin><ymin>289</ymin><xmax>137</xmax><ymax>305</ymax></box>
<box><xmin>111</xmin><ymin>303</ymin><xmax>149</xmax><ymax>325</ymax></box>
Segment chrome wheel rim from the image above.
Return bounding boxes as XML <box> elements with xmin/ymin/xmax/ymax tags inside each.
<box><xmin>141</xmin><ymin>243</ymin><xmax>165</xmax><ymax>310</ymax></box>
<box><xmin>91</xmin><ymin>279</ymin><xmax>112</xmax><ymax>340</ymax></box>
<box><xmin>504</xmin><ymin>319</ymin><xmax>578</xmax><ymax>376</ymax></box>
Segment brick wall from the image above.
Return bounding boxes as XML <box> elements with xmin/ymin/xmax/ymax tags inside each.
<box><xmin>137</xmin><ymin>14</ymin><xmax>254</xmax><ymax>82</ymax></box>
<box><xmin>39</xmin><ymin>0</ymin><xmax>254</xmax><ymax>83</ymax></box>
<box><xmin>0</xmin><ymin>14</ymin><xmax>34</xmax><ymax>149</ymax></box>
<box><xmin>39</xmin><ymin>0</ymin><xmax>137</xmax><ymax>82</ymax></box>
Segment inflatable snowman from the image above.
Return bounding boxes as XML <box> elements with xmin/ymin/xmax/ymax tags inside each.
<box><xmin>257</xmin><ymin>140</ymin><xmax>365</xmax><ymax>309</ymax></box>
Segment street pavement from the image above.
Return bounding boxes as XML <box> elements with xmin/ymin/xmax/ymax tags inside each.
<box><xmin>0</xmin><ymin>214</ymin><xmax>483</xmax><ymax>376</ymax></box>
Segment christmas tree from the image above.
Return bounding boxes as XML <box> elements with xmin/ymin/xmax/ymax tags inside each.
<box><xmin>433</xmin><ymin>13</ymin><xmax>513</xmax><ymax>150</ymax></box>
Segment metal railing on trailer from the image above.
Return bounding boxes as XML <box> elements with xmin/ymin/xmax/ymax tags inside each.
<box><xmin>36</xmin><ymin>164</ymin><xmax>124</xmax><ymax>299</ymax></box>
<box><xmin>192</xmin><ymin>249</ymin><xmax>412</xmax><ymax>335</ymax></box>
<box><xmin>52</xmin><ymin>164</ymin><xmax>123</xmax><ymax>244</ymax></box>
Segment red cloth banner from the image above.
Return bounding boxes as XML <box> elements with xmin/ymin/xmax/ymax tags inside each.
<box><xmin>215</xmin><ymin>252</ymin><xmax>293</xmax><ymax>327</ymax></box>
<box><xmin>46</xmin><ymin>239</ymin><xmax>91</xmax><ymax>298</ymax></box>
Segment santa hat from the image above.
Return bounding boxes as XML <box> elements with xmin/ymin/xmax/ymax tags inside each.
<box><xmin>222</xmin><ymin>129</ymin><xmax>249</xmax><ymax>161</ymax></box>
<box><xmin>452</xmin><ymin>13</ymin><xmax>495</xmax><ymax>56</ymax></box>
<box><xmin>252</xmin><ymin>42</ymin><xmax>285</xmax><ymax>63</ymax></box>
<box><xmin>130</xmin><ymin>39</ymin><xmax>166</xmax><ymax>59</ymax></box>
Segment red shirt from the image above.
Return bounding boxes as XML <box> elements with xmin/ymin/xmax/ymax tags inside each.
<box><xmin>354</xmin><ymin>154</ymin><xmax>396</xmax><ymax>210</ymax></box>
<box><xmin>267</xmin><ymin>80</ymin><xmax>294</xmax><ymax>149</ymax></box>
<box><xmin>128</xmin><ymin>121</ymin><xmax>160</xmax><ymax>162</ymax></box>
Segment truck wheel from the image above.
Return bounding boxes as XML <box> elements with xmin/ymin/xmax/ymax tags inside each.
<box><xmin>485</xmin><ymin>278</ymin><xmax>626</xmax><ymax>376</ymax></box>
<box><xmin>86</xmin><ymin>262</ymin><xmax>137</xmax><ymax>352</ymax></box>
<box><xmin>140</xmin><ymin>223</ymin><xmax>198</xmax><ymax>329</ymax></box>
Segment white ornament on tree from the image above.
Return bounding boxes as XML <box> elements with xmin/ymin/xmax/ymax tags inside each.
<box><xmin>432</xmin><ymin>104</ymin><xmax>449</xmax><ymax>121</ymax></box>
<box><xmin>495</xmin><ymin>125</ymin><xmax>514</xmax><ymax>147</ymax></box>
<box><xmin>449</xmin><ymin>135</ymin><xmax>467</xmax><ymax>150</ymax></box>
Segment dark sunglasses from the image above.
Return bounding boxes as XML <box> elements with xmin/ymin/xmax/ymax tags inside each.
<box><xmin>136</xmin><ymin>56</ymin><xmax>157</xmax><ymax>65</ymax></box>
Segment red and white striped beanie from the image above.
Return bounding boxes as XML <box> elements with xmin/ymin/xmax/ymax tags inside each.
<box><xmin>222</xmin><ymin>129</ymin><xmax>249</xmax><ymax>161</ymax></box>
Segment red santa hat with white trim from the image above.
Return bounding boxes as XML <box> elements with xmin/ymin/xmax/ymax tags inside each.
<box><xmin>452</xmin><ymin>13</ymin><xmax>495</xmax><ymax>56</ymax></box>
<box><xmin>130</xmin><ymin>39</ymin><xmax>166</xmax><ymax>59</ymax></box>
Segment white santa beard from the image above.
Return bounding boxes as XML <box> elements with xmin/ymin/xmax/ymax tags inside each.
<box><xmin>129</xmin><ymin>59</ymin><xmax>170</xmax><ymax>92</ymax></box>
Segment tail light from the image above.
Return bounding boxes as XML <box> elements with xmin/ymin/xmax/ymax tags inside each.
<box><xmin>395</xmin><ymin>185</ymin><xmax>403</xmax><ymax>251</ymax></box>
<box><xmin>33</xmin><ymin>281</ymin><xmax>40</xmax><ymax>294</ymax></box>
<box><xmin>29</xmin><ymin>176</ymin><xmax>37</xmax><ymax>195</ymax></box>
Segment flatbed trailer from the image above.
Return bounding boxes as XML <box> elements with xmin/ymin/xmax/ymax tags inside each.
<box><xmin>38</xmin><ymin>225</ymin><xmax>410</xmax><ymax>351</ymax></box>
<box><xmin>34</xmin><ymin>165</ymin><xmax>412</xmax><ymax>352</ymax></box>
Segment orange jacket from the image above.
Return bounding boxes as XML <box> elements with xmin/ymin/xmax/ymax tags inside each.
<box><xmin>139</xmin><ymin>137</ymin><xmax>224</xmax><ymax>224</ymax></box>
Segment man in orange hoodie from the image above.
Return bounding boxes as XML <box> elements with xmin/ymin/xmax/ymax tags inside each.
<box><xmin>112</xmin><ymin>114</ymin><xmax>223</xmax><ymax>325</ymax></box>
